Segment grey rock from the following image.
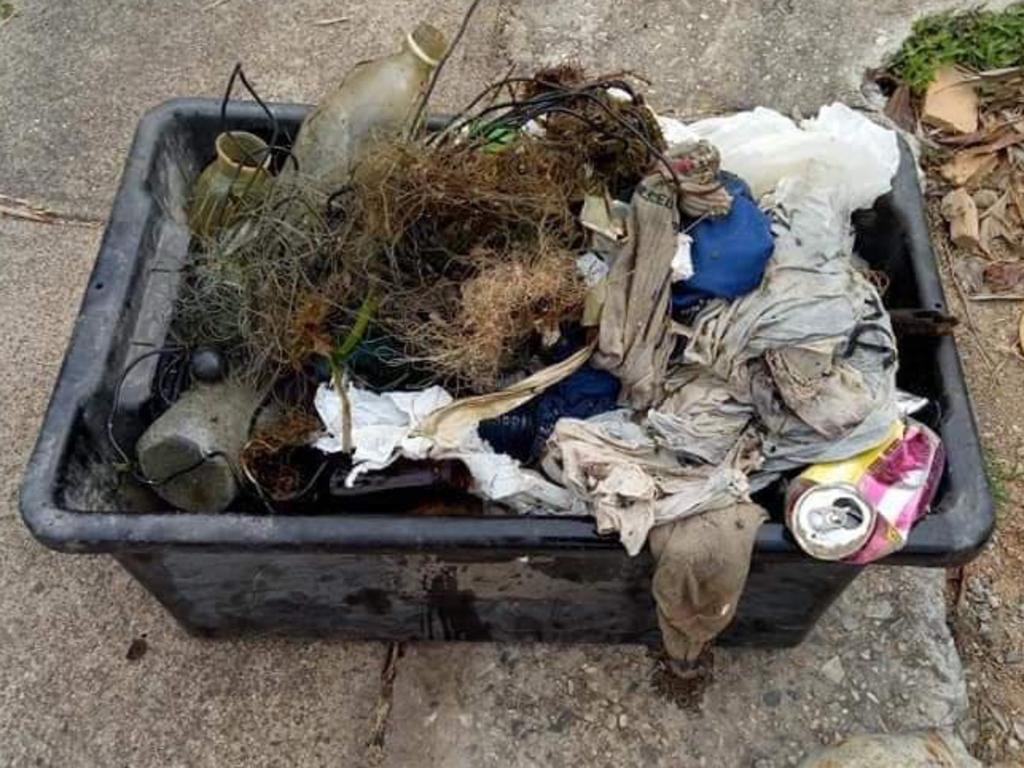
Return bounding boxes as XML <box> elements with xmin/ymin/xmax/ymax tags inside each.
<box><xmin>136</xmin><ymin>382</ymin><xmax>262</xmax><ymax>513</ymax></box>
<box><xmin>864</xmin><ymin>599</ymin><xmax>895</xmax><ymax>621</ymax></box>
<box><xmin>841</xmin><ymin>614</ymin><xmax>861</xmax><ymax>633</ymax></box>
<box><xmin>797</xmin><ymin>730</ymin><xmax>981</xmax><ymax>767</ymax></box>
<box><xmin>822</xmin><ymin>657</ymin><xmax>846</xmax><ymax>685</ymax></box>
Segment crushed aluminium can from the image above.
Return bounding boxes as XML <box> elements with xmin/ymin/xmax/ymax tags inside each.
<box><xmin>784</xmin><ymin>419</ymin><xmax>945</xmax><ymax>563</ymax></box>
<box><xmin>787</xmin><ymin>483</ymin><xmax>877</xmax><ymax>561</ymax></box>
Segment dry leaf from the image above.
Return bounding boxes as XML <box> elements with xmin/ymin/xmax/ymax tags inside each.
<box><xmin>982</xmin><ymin>191</ymin><xmax>1012</xmax><ymax>224</ymax></box>
<box><xmin>0</xmin><ymin>203</ymin><xmax>55</xmax><ymax>224</ymax></box>
<box><xmin>983</xmin><ymin>261</ymin><xmax>1024</xmax><ymax>294</ymax></box>
<box><xmin>0</xmin><ymin>194</ymin><xmax>100</xmax><ymax>228</ymax></box>
<box><xmin>940</xmin><ymin>152</ymin><xmax>999</xmax><ymax>186</ymax></box>
<box><xmin>954</xmin><ymin>255</ymin><xmax>987</xmax><ymax>294</ymax></box>
<box><xmin>934</xmin><ymin>115</ymin><xmax>1024</xmax><ymax>147</ymax></box>
<box><xmin>884</xmin><ymin>84</ymin><xmax>916</xmax><ymax>132</ymax></box>
<box><xmin>922</xmin><ymin>66</ymin><xmax>979</xmax><ymax>135</ymax></box>
<box><xmin>941</xmin><ymin>188</ymin><xmax>980</xmax><ymax>251</ymax></box>
<box><xmin>1009</xmin><ymin>176</ymin><xmax>1024</xmax><ymax>223</ymax></box>
<box><xmin>960</xmin><ymin>130</ymin><xmax>1024</xmax><ymax>157</ymax></box>
<box><xmin>980</xmin><ymin>216</ymin><xmax>1013</xmax><ymax>256</ymax></box>
<box><xmin>979</xmin><ymin>191</ymin><xmax>1024</xmax><ymax>256</ymax></box>
<box><xmin>978</xmin><ymin>66</ymin><xmax>1024</xmax><ymax>79</ymax></box>
<box><xmin>0</xmin><ymin>194</ymin><xmax>58</xmax><ymax>223</ymax></box>
<box><xmin>973</xmin><ymin>189</ymin><xmax>1000</xmax><ymax>209</ymax></box>
<box><xmin>935</xmin><ymin>126</ymin><xmax>999</xmax><ymax>147</ymax></box>
<box><xmin>1019</xmin><ymin>309</ymin><xmax>1024</xmax><ymax>355</ymax></box>
<box><xmin>977</xmin><ymin>66</ymin><xmax>1024</xmax><ymax>112</ymax></box>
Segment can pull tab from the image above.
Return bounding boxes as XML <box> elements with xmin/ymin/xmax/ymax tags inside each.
<box><xmin>809</xmin><ymin>498</ymin><xmax>866</xmax><ymax>532</ymax></box>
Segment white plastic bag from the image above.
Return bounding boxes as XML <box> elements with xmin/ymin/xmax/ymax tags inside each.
<box><xmin>686</xmin><ymin>104</ymin><xmax>898</xmax><ymax>203</ymax></box>
<box><xmin>313</xmin><ymin>381</ymin><xmax>573</xmax><ymax>510</ymax></box>
<box><xmin>655</xmin><ymin>115</ymin><xmax>702</xmax><ymax>148</ymax></box>
<box><xmin>686</xmin><ymin>103</ymin><xmax>899</xmax><ymax>258</ymax></box>
<box><xmin>314</xmin><ymin>384</ymin><xmax>451</xmax><ymax>474</ymax></box>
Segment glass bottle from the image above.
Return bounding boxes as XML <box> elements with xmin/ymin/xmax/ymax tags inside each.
<box><xmin>187</xmin><ymin>130</ymin><xmax>271</xmax><ymax>240</ymax></box>
<box><xmin>288</xmin><ymin>22</ymin><xmax>447</xmax><ymax>190</ymax></box>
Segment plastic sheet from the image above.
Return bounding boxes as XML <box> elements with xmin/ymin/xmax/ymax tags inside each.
<box><xmin>314</xmin><ymin>381</ymin><xmax>573</xmax><ymax>510</ymax></box>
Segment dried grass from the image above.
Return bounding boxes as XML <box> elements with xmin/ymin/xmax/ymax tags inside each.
<box><xmin>348</xmin><ymin>138</ymin><xmax>581</xmax><ymax>259</ymax></box>
<box><xmin>176</xmin><ymin>70</ymin><xmax>667</xmax><ymax>394</ymax></box>
<box><xmin>174</xmin><ymin>177</ymin><xmax>359</xmax><ymax>386</ymax></box>
<box><xmin>340</xmin><ymin>137</ymin><xmax>590</xmax><ymax>391</ymax></box>
<box><xmin>240</xmin><ymin>407</ymin><xmax>321</xmax><ymax>499</ymax></box>
<box><xmin>409</xmin><ymin>244</ymin><xmax>586</xmax><ymax>389</ymax></box>
<box><xmin>540</xmin><ymin>91</ymin><xmax>666</xmax><ymax>195</ymax></box>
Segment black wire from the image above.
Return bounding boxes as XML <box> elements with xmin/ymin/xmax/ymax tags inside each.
<box><xmin>107</xmin><ymin>347</ymin><xmax>182</xmax><ymax>470</ymax></box>
<box><xmin>427</xmin><ymin>76</ymin><xmax>528</xmax><ymax>145</ymax></box>
<box><xmin>156</xmin><ymin>354</ymin><xmax>177</xmax><ymax>406</ymax></box>
<box><xmin>268</xmin><ymin>458</ymin><xmax>331</xmax><ymax>503</ymax></box>
<box><xmin>534</xmin><ymin>86</ymin><xmax>682</xmax><ymax>189</ymax></box>
<box><xmin>220</xmin><ymin>62</ymin><xmax>281</xmax><ymax>156</ymax></box>
<box><xmin>147</xmin><ymin>449</ymin><xmax>232</xmax><ymax>488</ymax></box>
<box><xmin>432</xmin><ymin>77</ymin><xmax>622</xmax><ymax>145</ymax></box>
<box><xmin>216</xmin><ymin>63</ymin><xmax>301</xmax><ymax>186</ymax></box>
<box><xmin>432</xmin><ymin>85</ymin><xmax>574</xmax><ymax>145</ymax></box>
<box><xmin>843</xmin><ymin>322</ymin><xmax>898</xmax><ymax>369</ymax></box>
<box><xmin>325</xmin><ymin>184</ymin><xmax>355</xmax><ymax>223</ymax></box>
<box><xmin>432</xmin><ymin>77</ymin><xmax>681</xmax><ymax>191</ymax></box>
<box><xmin>106</xmin><ymin>347</ymin><xmax>250</xmax><ymax>492</ymax></box>
<box><xmin>460</xmin><ymin>103</ymin><xmax>611</xmax><ymax>152</ymax></box>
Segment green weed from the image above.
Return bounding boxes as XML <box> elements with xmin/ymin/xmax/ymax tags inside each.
<box><xmin>890</xmin><ymin>5</ymin><xmax>1024</xmax><ymax>93</ymax></box>
<box><xmin>984</xmin><ymin>454</ymin><xmax>1016</xmax><ymax>516</ymax></box>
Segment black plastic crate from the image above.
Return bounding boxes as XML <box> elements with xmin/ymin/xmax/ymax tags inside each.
<box><xmin>19</xmin><ymin>99</ymin><xmax>994</xmax><ymax>645</ymax></box>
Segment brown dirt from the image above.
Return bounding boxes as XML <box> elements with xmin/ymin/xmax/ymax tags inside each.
<box><xmin>927</xmin><ymin>193</ymin><xmax>1024</xmax><ymax>766</ymax></box>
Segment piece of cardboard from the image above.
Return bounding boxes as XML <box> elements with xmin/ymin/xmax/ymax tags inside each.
<box><xmin>922</xmin><ymin>66</ymin><xmax>979</xmax><ymax>135</ymax></box>
<box><xmin>940</xmin><ymin>188</ymin><xmax>981</xmax><ymax>251</ymax></box>
<box><xmin>939</xmin><ymin>152</ymin><xmax>998</xmax><ymax>186</ymax></box>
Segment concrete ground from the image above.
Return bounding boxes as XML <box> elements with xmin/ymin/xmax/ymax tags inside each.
<box><xmin>0</xmin><ymin>1</ymin><xmax>990</xmax><ymax>765</ymax></box>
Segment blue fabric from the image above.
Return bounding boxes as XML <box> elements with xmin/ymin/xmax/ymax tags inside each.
<box><xmin>479</xmin><ymin>366</ymin><xmax>620</xmax><ymax>462</ymax></box>
<box><xmin>672</xmin><ymin>174</ymin><xmax>775</xmax><ymax>312</ymax></box>
<box><xmin>533</xmin><ymin>367</ymin><xmax>620</xmax><ymax>447</ymax></box>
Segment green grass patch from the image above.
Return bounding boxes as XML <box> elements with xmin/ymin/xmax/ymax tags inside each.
<box><xmin>0</xmin><ymin>2</ymin><xmax>14</xmax><ymax>20</ymax></box>
<box><xmin>890</xmin><ymin>5</ymin><xmax>1024</xmax><ymax>93</ymax></box>
<box><xmin>984</xmin><ymin>454</ymin><xmax>1015</xmax><ymax>516</ymax></box>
